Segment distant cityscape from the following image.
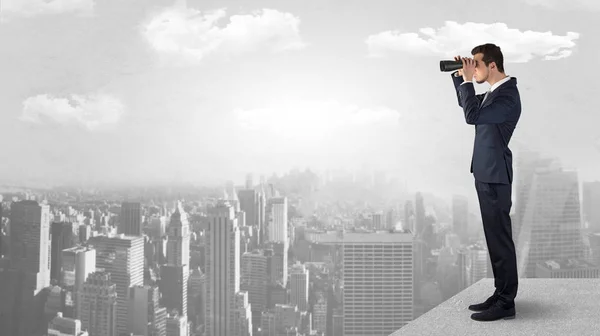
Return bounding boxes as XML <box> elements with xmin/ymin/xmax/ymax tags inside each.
<box><xmin>0</xmin><ymin>149</ymin><xmax>599</xmax><ymax>336</ymax></box>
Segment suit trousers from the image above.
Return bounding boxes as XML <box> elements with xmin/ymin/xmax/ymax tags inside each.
<box><xmin>474</xmin><ymin>179</ymin><xmax>519</xmax><ymax>306</ymax></box>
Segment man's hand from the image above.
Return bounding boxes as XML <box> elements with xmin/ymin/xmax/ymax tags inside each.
<box><xmin>461</xmin><ymin>57</ymin><xmax>476</xmax><ymax>82</ymax></box>
<box><xmin>454</xmin><ymin>55</ymin><xmax>463</xmax><ymax>77</ymax></box>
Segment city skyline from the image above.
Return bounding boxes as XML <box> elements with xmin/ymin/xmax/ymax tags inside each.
<box><xmin>0</xmin><ymin>0</ymin><xmax>598</xmax><ymax>199</ymax></box>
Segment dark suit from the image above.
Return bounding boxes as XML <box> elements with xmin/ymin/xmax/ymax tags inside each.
<box><xmin>451</xmin><ymin>71</ymin><xmax>520</xmax><ymax>307</ymax></box>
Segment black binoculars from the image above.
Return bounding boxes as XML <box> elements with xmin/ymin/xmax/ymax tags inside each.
<box><xmin>439</xmin><ymin>59</ymin><xmax>478</xmax><ymax>72</ymax></box>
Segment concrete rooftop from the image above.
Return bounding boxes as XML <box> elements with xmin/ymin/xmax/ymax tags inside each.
<box><xmin>391</xmin><ymin>278</ymin><xmax>600</xmax><ymax>336</ymax></box>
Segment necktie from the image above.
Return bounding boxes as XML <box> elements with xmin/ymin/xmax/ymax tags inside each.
<box><xmin>481</xmin><ymin>90</ymin><xmax>490</xmax><ymax>106</ymax></box>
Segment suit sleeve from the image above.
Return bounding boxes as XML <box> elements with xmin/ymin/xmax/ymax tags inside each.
<box><xmin>456</xmin><ymin>82</ymin><xmax>517</xmax><ymax>124</ymax></box>
<box><xmin>451</xmin><ymin>72</ymin><xmax>485</xmax><ymax>108</ymax></box>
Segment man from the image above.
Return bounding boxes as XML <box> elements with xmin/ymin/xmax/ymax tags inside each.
<box><xmin>450</xmin><ymin>43</ymin><xmax>520</xmax><ymax>321</ymax></box>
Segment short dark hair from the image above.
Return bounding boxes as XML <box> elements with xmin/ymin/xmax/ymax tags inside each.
<box><xmin>471</xmin><ymin>43</ymin><xmax>505</xmax><ymax>73</ymax></box>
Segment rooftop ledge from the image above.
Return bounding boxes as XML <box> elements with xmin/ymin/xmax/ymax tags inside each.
<box><xmin>391</xmin><ymin>278</ymin><xmax>600</xmax><ymax>336</ymax></box>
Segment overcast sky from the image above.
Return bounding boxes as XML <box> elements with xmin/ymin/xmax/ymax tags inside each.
<box><xmin>0</xmin><ymin>0</ymin><xmax>598</xmax><ymax>197</ymax></box>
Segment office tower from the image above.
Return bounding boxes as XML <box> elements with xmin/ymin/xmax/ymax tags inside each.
<box><xmin>232</xmin><ymin>291</ymin><xmax>253</xmax><ymax>336</ymax></box>
<box><xmin>372</xmin><ymin>212</ymin><xmax>384</xmax><ymax>230</ymax></box>
<box><xmin>161</xmin><ymin>201</ymin><xmax>190</xmax><ymax>317</ymax></box>
<box><xmin>289</xmin><ymin>263</ymin><xmax>309</xmax><ymax>312</ymax></box>
<box><xmin>241</xmin><ymin>250</ymin><xmax>268</xmax><ymax>331</ymax></box>
<box><xmin>61</xmin><ymin>246</ymin><xmax>96</xmax><ymax>318</ymax></box>
<box><xmin>342</xmin><ymin>231</ymin><xmax>413</xmax><ymax>335</ymax></box>
<box><xmin>188</xmin><ymin>267</ymin><xmax>206</xmax><ymax>331</ymax></box>
<box><xmin>160</xmin><ymin>265</ymin><xmax>188</xmax><ymax>317</ymax></box>
<box><xmin>386</xmin><ymin>208</ymin><xmax>397</xmax><ymax>230</ymax></box>
<box><xmin>514</xmin><ymin>150</ymin><xmax>554</xmax><ymax>244</ymax></box>
<box><xmin>312</xmin><ymin>292</ymin><xmax>327</xmax><ymax>334</ymax></box>
<box><xmin>258</xmin><ymin>186</ymin><xmax>266</xmax><ymax>245</ymax></box>
<box><xmin>0</xmin><ymin>200</ymin><xmax>51</xmax><ymax>336</ymax></box>
<box><xmin>205</xmin><ymin>201</ymin><xmax>240</xmax><ymax>336</ymax></box>
<box><xmin>268</xmin><ymin>196</ymin><xmax>287</xmax><ymax>243</ymax></box>
<box><xmin>458</xmin><ymin>244</ymin><xmax>488</xmax><ymax>287</ymax></box>
<box><xmin>516</xmin><ymin>166</ymin><xmax>585</xmax><ymax>278</ymax></box>
<box><xmin>535</xmin><ymin>259</ymin><xmax>600</xmax><ymax>278</ymax></box>
<box><xmin>245</xmin><ymin>173</ymin><xmax>254</xmax><ymax>190</ymax></box>
<box><xmin>452</xmin><ymin>195</ymin><xmax>469</xmax><ymax>244</ymax></box>
<box><xmin>47</xmin><ymin>312</ymin><xmax>88</xmax><ymax>336</ymax></box>
<box><xmin>78</xmin><ymin>271</ymin><xmax>118</xmax><ymax>336</ymax></box>
<box><xmin>88</xmin><ymin>234</ymin><xmax>144</xmax><ymax>335</ymax></box>
<box><xmin>120</xmin><ymin>202</ymin><xmax>142</xmax><ymax>236</ymax></box>
<box><xmin>165</xmin><ymin>313</ymin><xmax>187</xmax><ymax>336</ymax></box>
<box><xmin>51</xmin><ymin>222</ymin><xmax>76</xmax><ymax>282</ymax></box>
<box><xmin>266</xmin><ymin>241</ymin><xmax>288</xmax><ymax>287</ymax></box>
<box><xmin>403</xmin><ymin>200</ymin><xmax>415</xmax><ymax>233</ymax></box>
<box><xmin>583</xmin><ymin>181</ymin><xmax>600</xmax><ymax>232</ymax></box>
<box><xmin>414</xmin><ymin>193</ymin><xmax>426</xmax><ymax>236</ymax></box>
<box><xmin>128</xmin><ymin>285</ymin><xmax>167</xmax><ymax>336</ymax></box>
<box><xmin>332</xmin><ymin>308</ymin><xmax>343</xmax><ymax>336</ymax></box>
<box><xmin>238</xmin><ymin>189</ymin><xmax>260</xmax><ymax>243</ymax></box>
<box><xmin>589</xmin><ymin>233</ymin><xmax>600</xmax><ymax>266</ymax></box>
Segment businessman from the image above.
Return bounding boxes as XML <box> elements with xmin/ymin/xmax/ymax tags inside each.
<box><xmin>451</xmin><ymin>43</ymin><xmax>520</xmax><ymax>322</ymax></box>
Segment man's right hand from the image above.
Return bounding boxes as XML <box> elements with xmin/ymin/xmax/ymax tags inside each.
<box><xmin>454</xmin><ymin>55</ymin><xmax>463</xmax><ymax>77</ymax></box>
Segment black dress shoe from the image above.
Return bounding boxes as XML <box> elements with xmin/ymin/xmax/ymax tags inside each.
<box><xmin>470</xmin><ymin>303</ymin><xmax>516</xmax><ymax>322</ymax></box>
<box><xmin>468</xmin><ymin>294</ymin><xmax>498</xmax><ymax>312</ymax></box>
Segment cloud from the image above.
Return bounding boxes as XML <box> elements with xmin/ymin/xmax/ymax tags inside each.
<box><xmin>19</xmin><ymin>93</ymin><xmax>124</xmax><ymax>131</ymax></box>
<box><xmin>523</xmin><ymin>0</ymin><xmax>600</xmax><ymax>11</ymax></box>
<box><xmin>0</xmin><ymin>0</ymin><xmax>94</xmax><ymax>19</ymax></box>
<box><xmin>141</xmin><ymin>7</ymin><xmax>306</xmax><ymax>65</ymax></box>
<box><xmin>366</xmin><ymin>21</ymin><xmax>580</xmax><ymax>62</ymax></box>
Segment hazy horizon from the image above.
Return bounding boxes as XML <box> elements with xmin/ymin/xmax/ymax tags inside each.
<box><xmin>1</xmin><ymin>0</ymin><xmax>599</xmax><ymax>200</ymax></box>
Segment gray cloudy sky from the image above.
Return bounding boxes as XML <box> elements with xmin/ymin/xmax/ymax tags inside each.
<box><xmin>0</xmin><ymin>0</ymin><xmax>598</xmax><ymax>197</ymax></box>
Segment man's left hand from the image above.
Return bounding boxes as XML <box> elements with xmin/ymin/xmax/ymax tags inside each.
<box><xmin>461</xmin><ymin>57</ymin><xmax>476</xmax><ymax>82</ymax></box>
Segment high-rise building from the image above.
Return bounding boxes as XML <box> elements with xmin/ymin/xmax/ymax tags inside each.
<box><xmin>312</xmin><ymin>292</ymin><xmax>327</xmax><ymax>334</ymax></box>
<box><xmin>372</xmin><ymin>212</ymin><xmax>385</xmax><ymax>230</ymax></box>
<box><xmin>241</xmin><ymin>250</ymin><xmax>268</xmax><ymax>331</ymax></box>
<box><xmin>458</xmin><ymin>243</ymin><xmax>488</xmax><ymax>287</ymax></box>
<box><xmin>0</xmin><ymin>200</ymin><xmax>51</xmax><ymax>336</ymax></box>
<box><xmin>88</xmin><ymin>234</ymin><xmax>144</xmax><ymax>335</ymax></box>
<box><xmin>342</xmin><ymin>231</ymin><xmax>413</xmax><ymax>335</ymax></box>
<box><xmin>205</xmin><ymin>201</ymin><xmax>241</xmax><ymax>336</ymax></box>
<box><xmin>60</xmin><ymin>246</ymin><xmax>96</xmax><ymax>318</ymax></box>
<box><xmin>47</xmin><ymin>312</ymin><xmax>88</xmax><ymax>336</ymax></box>
<box><xmin>78</xmin><ymin>271</ymin><xmax>118</xmax><ymax>336</ymax></box>
<box><xmin>268</xmin><ymin>196</ymin><xmax>287</xmax><ymax>243</ymax></box>
<box><xmin>516</xmin><ymin>166</ymin><xmax>585</xmax><ymax>278</ymax></box>
<box><xmin>403</xmin><ymin>200</ymin><xmax>415</xmax><ymax>233</ymax></box>
<box><xmin>165</xmin><ymin>313</ymin><xmax>187</xmax><ymax>336</ymax></box>
<box><xmin>583</xmin><ymin>181</ymin><xmax>600</xmax><ymax>232</ymax></box>
<box><xmin>289</xmin><ymin>263</ymin><xmax>309</xmax><ymax>312</ymax></box>
<box><xmin>238</xmin><ymin>189</ymin><xmax>260</xmax><ymax>243</ymax></box>
<box><xmin>161</xmin><ymin>201</ymin><xmax>190</xmax><ymax>318</ymax></box>
<box><xmin>232</xmin><ymin>291</ymin><xmax>252</xmax><ymax>336</ymax></box>
<box><xmin>128</xmin><ymin>285</ymin><xmax>167</xmax><ymax>336</ymax></box>
<box><xmin>51</xmin><ymin>222</ymin><xmax>76</xmax><ymax>282</ymax></box>
<box><xmin>514</xmin><ymin>150</ymin><xmax>554</xmax><ymax>244</ymax></box>
<box><xmin>119</xmin><ymin>202</ymin><xmax>142</xmax><ymax>236</ymax></box>
<box><xmin>452</xmin><ymin>195</ymin><xmax>469</xmax><ymax>244</ymax></box>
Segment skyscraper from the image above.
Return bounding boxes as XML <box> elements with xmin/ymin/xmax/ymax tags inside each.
<box><xmin>128</xmin><ymin>285</ymin><xmax>167</xmax><ymax>336</ymax></box>
<box><xmin>241</xmin><ymin>250</ymin><xmax>268</xmax><ymax>331</ymax></box>
<box><xmin>205</xmin><ymin>201</ymin><xmax>240</xmax><ymax>336</ymax></box>
<box><xmin>161</xmin><ymin>201</ymin><xmax>191</xmax><ymax>318</ymax></box>
<box><xmin>516</xmin><ymin>166</ymin><xmax>585</xmax><ymax>278</ymax></box>
<box><xmin>51</xmin><ymin>222</ymin><xmax>75</xmax><ymax>282</ymax></box>
<box><xmin>583</xmin><ymin>181</ymin><xmax>600</xmax><ymax>232</ymax></box>
<box><xmin>60</xmin><ymin>246</ymin><xmax>96</xmax><ymax>319</ymax></box>
<box><xmin>452</xmin><ymin>195</ymin><xmax>469</xmax><ymax>244</ymax></box>
<box><xmin>268</xmin><ymin>196</ymin><xmax>287</xmax><ymax>243</ymax></box>
<box><xmin>88</xmin><ymin>234</ymin><xmax>144</xmax><ymax>335</ymax></box>
<box><xmin>78</xmin><ymin>271</ymin><xmax>118</xmax><ymax>336</ymax></box>
<box><xmin>0</xmin><ymin>200</ymin><xmax>51</xmax><ymax>336</ymax></box>
<box><xmin>289</xmin><ymin>263</ymin><xmax>309</xmax><ymax>312</ymax></box>
<box><xmin>238</xmin><ymin>189</ymin><xmax>260</xmax><ymax>243</ymax></box>
<box><xmin>119</xmin><ymin>202</ymin><xmax>142</xmax><ymax>236</ymax></box>
<box><xmin>342</xmin><ymin>231</ymin><xmax>413</xmax><ymax>335</ymax></box>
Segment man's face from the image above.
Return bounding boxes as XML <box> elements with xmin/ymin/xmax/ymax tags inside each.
<box><xmin>472</xmin><ymin>53</ymin><xmax>490</xmax><ymax>84</ymax></box>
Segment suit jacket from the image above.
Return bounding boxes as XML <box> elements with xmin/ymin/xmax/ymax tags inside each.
<box><xmin>451</xmin><ymin>72</ymin><xmax>521</xmax><ymax>184</ymax></box>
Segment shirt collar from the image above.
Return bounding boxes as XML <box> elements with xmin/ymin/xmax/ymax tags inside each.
<box><xmin>490</xmin><ymin>76</ymin><xmax>511</xmax><ymax>92</ymax></box>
